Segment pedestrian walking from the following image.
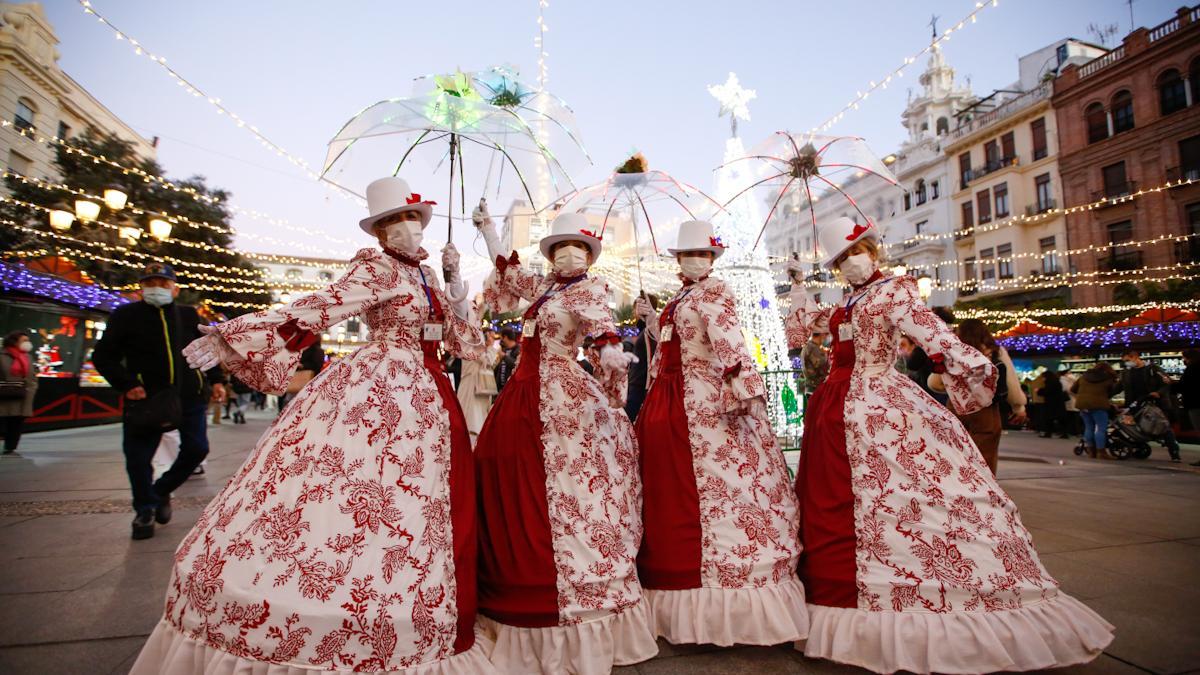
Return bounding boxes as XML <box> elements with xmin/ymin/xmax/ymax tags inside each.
<box><xmin>129</xmin><ymin>176</ymin><xmax>494</xmax><ymax>674</ymax></box>
<box><xmin>493</xmin><ymin>327</ymin><xmax>520</xmax><ymax>392</ymax></box>
<box><xmin>636</xmin><ymin>220</ymin><xmax>806</xmax><ymax>647</ymax></box>
<box><xmin>229</xmin><ymin>375</ymin><xmax>252</xmax><ymax>424</ymax></box>
<box><xmin>472</xmin><ymin>204</ymin><xmax>656</xmax><ymax>673</ymax></box>
<box><xmin>0</xmin><ymin>331</ymin><xmax>37</xmax><ymax>456</ymax></box>
<box><xmin>92</xmin><ymin>263</ymin><xmax>226</xmax><ymax>540</ymax></box>
<box><xmin>948</xmin><ymin>319</ymin><xmax>1027</xmax><ymax>474</ymax></box>
<box><xmin>784</xmin><ymin>216</ymin><xmax>1112</xmax><ymax>674</ymax></box>
<box><xmin>457</xmin><ymin>320</ymin><xmax>499</xmax><ymax>443</ymax></box>
<box><xmin>1071</xmin><ymin>362</ymin><xmax>1119</xmax><ymax>459</ymax></box>
<box><xmin>1179</xmin><ymin>348</ymin><xmax>1200</xmax><ymax>466</ymax></box>
<box><xmin>1116</xmin><ymin>350</ymin><xmax>1182</xmax><ymax>462</ymax></box>
<box><xmin>1038</xmin><ymin>367</ymin><xmax>1070</xmax><ymax>439</ymax></box>
<box><xmin>1061</xmin><ymin>366</ymin><xmax>1080</xmax><ymax>436</ymax></box>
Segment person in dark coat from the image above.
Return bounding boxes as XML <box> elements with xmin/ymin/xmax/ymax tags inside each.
<box><xmin>1038</xmin><ymin>369</ymin><xmax>1069</xmax><ymax>438</ymax></box>
<box><xmin>1116</xmin><ymin>349</ymin><xmax>1182</xmax><ymax>462</ymax></box>
<box><xmin>1179</xmin><ymin>348</ymin><xmax>1200</xmax><ymax>466</ymax></box>
<box><xmin>92</xmin><ymin>263</ymin><xmax>225</xmax><ymax>540</ymax></box>
<box><xmin>0</xmin><ymin>331</ymin><xmax>38</xmax><ymax>455</ymax></box>
<box><xmin>494</xmin><ymin>327</ymin><xmax>521</xmax><ymax>391</ymax></box>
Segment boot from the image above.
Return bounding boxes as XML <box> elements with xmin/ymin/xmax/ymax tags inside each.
<box><xmin>131</xmin><ymin>511</ymin><xmax>155</xmax><ymax>540</ymax></box>
<box><xmin>1086</xmin><ymin>444</ymin><xmax>1097</xmax><ymax>459</ymax></box>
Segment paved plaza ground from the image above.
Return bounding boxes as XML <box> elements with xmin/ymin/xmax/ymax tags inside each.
<box><xmin>0</xmin><ymin>411</ymin><xmax>1197</xmax><ymax>675</ymax></box>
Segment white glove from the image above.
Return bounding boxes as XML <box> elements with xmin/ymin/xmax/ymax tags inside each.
<box><xmin>736</xmin><ymin>395</ymin><xmax>767</xmax><ymax>417</ymax></box>
<box><xmin>183</xmin><ymin>324</ymin><xmax>224</xmax><ymax>371</ymax></box>
<box><xmin>473</xmin><ymin>199</ymin><xmax>505</xmax><ymax>262</ymax></box>
<box><xmin>599</xmin><ymin>343</ymin><xmax>637</xmax><ymax>372</ymax></box>
<box><xmin>633</xmin><ymin>296</ymin><xmax>654</xmax><ymax>321</ymax></box>
<box><xmin>442</xmin><ymin>243</ymin><xmax>462</xmax><ymax>284</ymax></box>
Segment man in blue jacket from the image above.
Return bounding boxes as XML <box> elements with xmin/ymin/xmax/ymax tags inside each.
<box><xmin>93</xmin><ymin>263</ymin><xmax>225</xmax><ymax>539</ymax></box>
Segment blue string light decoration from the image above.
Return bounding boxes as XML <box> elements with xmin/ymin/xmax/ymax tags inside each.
<box><xmin>0</xmin><ymin>261</ymin><xmax>130</xmax><ymax>312</ymax></box>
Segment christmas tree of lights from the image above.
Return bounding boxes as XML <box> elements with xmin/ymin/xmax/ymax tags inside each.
<box><xmin>708</xmin><ymin>74</ymin><xmax>803</xmax><ymax>443</ymax></box>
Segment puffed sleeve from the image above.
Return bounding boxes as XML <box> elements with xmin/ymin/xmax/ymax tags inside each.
<box><xmin>215</xmin><ymin>248</ymin><xmax>400</xmax><ymax>394</ymax></box>
<box><xmin>482</xmin><ymin>251</ymin><xmax>546</xmax><ymax>313</ymax></box>
<box><xmin>697</xmin><ymin>280</ymin><xmax>767</xmax><ymax>414</ymax></box>
<box><xmin>784</xmin><ymin>289</ymin><xmax>832</xmax><ymax>350</ymax></box>
<box><xmin>573</xmin><ymin>277</ymin><xmax>627</xmax><ymax>408</ymax></box>
<box><xmin>418</xmin><ymin>263</ymin><xmax>485</xmax><ymax>361</ymax></box>
<box><xmin>881</xmin><ymin>276</ymin><xmax>997</xmax><ymax>414</ymax></box>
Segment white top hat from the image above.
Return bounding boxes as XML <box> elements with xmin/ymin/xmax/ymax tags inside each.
<box><xmin>667</xmin><ymin>220</ymin><xmax>726</xmax><ymax>259</ymax></box>
<box><xmin>358</xmin><ymin>177</ymin><xmax>435</xmax><ymax>235</ymax></box>
<box><xmin>538</xmin><ymin>212</ymin><xmax>603</xmax><ymax>261</ymax></box>
<box><xmin>818</xmin><ymin>216</ymin><xmax>878</xmax><ymax>269</ymax></box>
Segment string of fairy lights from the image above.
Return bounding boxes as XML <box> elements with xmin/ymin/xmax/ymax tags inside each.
<box><xmin>74</xmin><ymin>0</ymin><xmax>363</xmax><ymax>206</ymax></box>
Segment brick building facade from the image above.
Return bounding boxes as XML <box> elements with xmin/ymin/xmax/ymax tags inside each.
<box><xmin>1053</xmin><ymin>6</ymin><xmax>1200</xmax><ymax>308</ymax></box>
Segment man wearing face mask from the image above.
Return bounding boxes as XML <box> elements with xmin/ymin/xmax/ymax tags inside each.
<box><xmin>633</xmin><ymin>220</ymin><xmax>807</xmax><ymax>647</ymax></box>
<box><xmin>470</xmin><ymin>202</ymin><xmax>658</xmax><ymax>673</ymax></box>
<box><xmin>782</xmin><ymin>216</ymin><xmax>1112</xmax><ymax>673</ymax></box>
<box><xmin>92</xmin><ymin>263</ymin><xmax>225</xmax><ymax>540</ymax></box>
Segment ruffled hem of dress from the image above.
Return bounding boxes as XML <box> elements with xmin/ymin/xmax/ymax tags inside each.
<box><xmin>477</xmin><ymin>597</ymin><xmax>659</xmax><ymax>675</ymax></box>
<box><xmin>798</xmin><ymin>592</ymin><xmax>1114</xmax><ymax>674</ymax></box>
<box><xmin>128</xmin><ymin>618</ymin><xmax>500</xmax><ymax>675</ymax></box>
<box><xmin>645</xmin><ymin>577</ymin><xmax>809</xmax><ymax>646</ymax></box>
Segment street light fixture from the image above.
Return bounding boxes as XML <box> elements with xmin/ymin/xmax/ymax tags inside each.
<box><xmin>917</xmin><ymin>274</ymin><xmax>934</xmax><ymax>301</ymax></box>
<box><xmin>118</xmin><ymin>224</ymin><xmax>141</xmax><ymax>245</ymax></box>
<box><xmin>148</xmin><ymin>218</ymin><xmax>172</xmax><ymax>240</ymax></box>
<box><xmin>48</xmin><ymin>205</ymin><xmax>74</xmax><ymax>231</ymax></box>
<box><xmin>103</xmin><ymin>184</ymin><xmax>128</xmax><ymax>211</ymax></box>
<box><xmin>74</xmin><ymin>199</ymin><xmax>100</xmax><ymax>222</ymax></box>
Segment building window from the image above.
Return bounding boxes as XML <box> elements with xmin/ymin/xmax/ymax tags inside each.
<box><xmin>1035</xmin><ymin>173</ymin><xmax>1053</xmax><ymax>212</ymax></box>
<box><xmin>1000</xmin><ymin>131</ymin><xmax>1015</xmax><ymax>163</ymax></box>
<box><xmin>56</xmin><ymin>121</ymin><xmax>71</xmax><ymax>140</ymax></box>
<box><xmin>1085</xmin><ymin>102</ymin><xmax>1108</xmax><ymax>143</ymax></box>
<box><xmin>959</xmin><ymin>152</ymin><xmax>972</xmax><ymax>189</ymax></box>
<box><xmin>997</xmin><ymin>243</ymin><xmax>1013</xmax><ymax>279</ymax></box>
<box><xmin>1040</xmin><ymin>236</ymin><xmax>1059</xmax><ymax>274</ymax></box>
<box><xmin>1056</xmin><ymin>44</ymin><xmax>1069</xmax><ymax>65</ymax></box>
<box><xmin>1105</xmin><ymin>220</ymin><xmax>1140</xmax><ymax>270</ymax></box>
<box><xmin>1102</xmin><ymin>162</ymin><xmax>1129</xmax><ymax>198</ymax></box>
<box><xmin>1111</xmin><ymin>90</ymin><xmax>1134</xmax><ymax>134</ymax></box>
<box><xmin>961</xmin><ymin>201</ymin><xmax>974</xmax><ymax>230</ymax></box>
<box><xmin>1031</xmin><ymin>117</ymin><xmax>1048</xmax><ymax>160</ymax></box>
<box><xmin>963</xmin><ymin>256</ymin><xmax>977</xmax><ymax>295</ymax></box>
<box><xmin>13</xmin><ymin>99</ymin><xmax>35</xmax><ymax>132</ymax></box>
<box><xmin>1158</xmin><ymin>69</ymin><xmax>1188</xmax><ymax>116</ymax></box>
<box><xmin>994</xmin><ymin>182</ymin><xmax>1009</xmax><ymax>218</ymax></box>
<box><xmin>936</xmin><ymin>117</ymin><xmax>949</xmax><ymax>135</ymax></box>
<box><xmin>1191</xmin><ymin>57</ymin><xmax>1200</xmax><ymax>107</ymax></box>
<box><xmin>984</xmin><ymin>139</ymin><xmax>1000</xmax><ymax>171</ymax></box>
<box><xmin>1178</xmin><ymin>135</ymin><xmax>1200</xmax><ymax>181</ymax></box>
<box><xmin>346</xmin><ymin>318</ymin><xmax>361</xmax><ymax>334</ymax></box>
<box><xmin>903</xmin><ymin>191</ymin><xmax>912</xmax><ymax>211</ymax></box>
<box><xmin>285</xmin><ymin>268</ymin><xmax>303</xmax><ymax>280</ymax></box>
<box><xmin>1186</xmin><ymin>203</ymin><xmax>1200</xmax><ymax>262</ymax></box>
<box><xmin>930</xmin><ymin>179</ymin><xmax>940</xmax><ymax>199</ymax></box>
<box><xmin>318</xmin><ymin>270</ymin><xmax>334</xmax><ymax>281</ymax></box>
<box><xmin>6</xmin><ymin>150</ymin><xmax>31</xmax><ymax>175</ymax></box>
<box><xmin>976</xmin><ymin>189</ymin><xmax>992</xmax><ymax>224</ymax></box>
<box><xmin>980</xmin><ymin>247</ymin><xmax>996</xmax><ymax>283</ymax></box>
<box><xmin>915</xmin><ymin>179</ymin><xmax>927</xmax><ymax>205</ymax></box>
<box><xmin>916</xmin><ymin>220</ymin><xmax>927</xmax><ymax>237</ymax></box>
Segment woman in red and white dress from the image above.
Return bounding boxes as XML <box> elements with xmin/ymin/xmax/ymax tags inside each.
<box><xmin>784</xmin><ymin>216</ymin><xmax>1113</xmax><ymax>674</ymax></box>
<box><xmin>472</xmin><ymin>204</ymin><xmax>658</xmax><ymax>674</ymax></box>
<box><xmin>633</xmin><ymin>220</ymin><xmax>807</xmax><ymax>646</ymax></box>
<box><xmin>131</xmin><ymin>177</ymin><xmax>498</xmax><ymax>674</ymax></box>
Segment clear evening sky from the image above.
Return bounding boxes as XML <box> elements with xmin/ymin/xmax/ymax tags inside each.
<box><xmin>44</xmin><ymin>0</ymin><xmax>1176</xmax><ymax>264</ymax></box>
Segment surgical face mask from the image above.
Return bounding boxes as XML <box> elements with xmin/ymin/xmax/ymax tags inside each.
<box><xmin>679</xmin><ymin>257</ymin><xmax>712</xmax><ymax>281</ymax></box>
<box><xmin>18</xmin><ymin>341</ymin><xmax>32</xmax><ymax>353</ymax></box>
<box><xmin>142</xmin><ymin>286</ymin><xmax>173</xmax><ymax>307</ymax></box>
<box><xmin>838</xmin><ymin>253</ymin><xmax>876</xmax><ymax>286</ymax></box>
<box><xmin>384</xmin><ymin>221</ymin><xmax>423</xmax><ymax>255</ymax></box>
<box><xmin>553</xmin><ymin>245</ymin><xmax>589</xmax><ymax>275</ymax></box>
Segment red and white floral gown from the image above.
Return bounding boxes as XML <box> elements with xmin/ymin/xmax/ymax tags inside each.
<box><xmin>785</xmin><ymin>272</ymin><xmax>1113</xmax><ymax>674</ymax></box>
<box><xmin>636</xmin><ymin>274</ymin><xmax>807</xmax><ymax>646</ymax></box>
<box><xmin>474</xmin><ymin>253</ymin><xmax>658</xmax><ymax>674</ymax></box>
<box><xmin>130</xmin><ymin>247</ymin><xmax>498</xmax><ymax>675</ymax></box>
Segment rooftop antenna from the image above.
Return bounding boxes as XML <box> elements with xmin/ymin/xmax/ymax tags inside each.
<box><xmin>929</xmin><ymin>14</ymin><xmax>939</xmax><ymax>41</ymax></box>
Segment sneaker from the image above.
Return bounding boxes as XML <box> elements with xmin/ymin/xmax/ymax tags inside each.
<box><xmin>154</xmin><ymin>492</ymin><xmax>172</xmax><ymax>524</ymax></box>
<box><xmin>132</xmin><ymin>512</ymin><xmax>155</xmax><ymax>540</ymax></box>
<box><xmin>1</xmin><ymin>448</ymin><xmax>18</xmax><ymax>456</ymax></box>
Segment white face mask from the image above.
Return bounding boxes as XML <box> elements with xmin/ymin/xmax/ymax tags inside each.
<box><xmin>838</xmin><ymin>253</ymin><xmax>876</xmax><ymax>286</ymax></box>
<box><xmin>142</xmin><ymin>286</ymin><xmax>174</xmax><ymax>307</ymax></box>
<box><xmin>553</xmin><ymin>245</ymin><xmax>589</xmax><ymax>275</ymax></box>
<box><xmin>18</xmin><ymin>341</ymin><xmax>32</xmax><ymax>353</ymax></box>
<box><xmin>678</xmin><ymin>257</ymin><xmax>712</xmax><ymax>281</ymax></box>
<box><xmin>384</xmin><ymin>220</ymin><xmax>424</xmax><ymax>255</ymax></box>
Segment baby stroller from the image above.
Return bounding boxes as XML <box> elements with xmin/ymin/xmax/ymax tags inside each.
<box><xmin>1074</xmin><ymin>397</ymin><xmax>1169</xmax><ymax>460</ymax></box>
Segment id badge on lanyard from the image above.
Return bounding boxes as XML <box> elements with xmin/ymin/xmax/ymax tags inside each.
<box><xmin>418</xmin><ymin>267</ymin><xmax>443</xmax><ymax>343</ymax></box>
<box><xmin>521</xmin><ymin>320</ymin><xmax>537</xmax><ymax>338</ymax></box>
<box><xmin>660</xmin><ymin>325</ymin><xmax>674</xmax><ymax>342</ymax></box>
<box><xmin>838</xmin><ymin>321</ymin><xmax>853</xmax><ymax>342</ymax></box>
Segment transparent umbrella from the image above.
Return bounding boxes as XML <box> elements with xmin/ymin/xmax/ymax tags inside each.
<box><xmin>554</xmin><ymin>154</ymin><xmax>725</xmax><ymax>293</ymax></box>
<box><xmin>321</xmin><ymin>72</ymin><xmax>579</xmax><ymax>252</ymax></box>
<box><xmin>720</xmin><ymin>133</ymin><xmax>900</xmax><ymax>260</ymax></box>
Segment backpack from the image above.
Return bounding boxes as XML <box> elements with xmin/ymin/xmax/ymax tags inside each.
<box><xmin>1136</xmin><ymin>403</ymin><xmax>1171</xmax><ymax>438</ymax></box>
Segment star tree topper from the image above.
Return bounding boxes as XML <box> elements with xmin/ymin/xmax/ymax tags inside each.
<box><xmin>708</xmin><ymin>72</ymin><xmax>756</xmax><ymax>138</ymax></box>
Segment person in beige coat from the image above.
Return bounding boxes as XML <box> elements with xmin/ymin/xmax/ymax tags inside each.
<box><xmin>0</xmin><ymin>331</ymin><xmax>38</xmax><ymax>456</ymax></box>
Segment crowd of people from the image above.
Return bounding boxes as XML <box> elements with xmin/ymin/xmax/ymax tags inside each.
<box><xmin>93</xmin><ymin>181</ymin><xmax>1123</xmax><ymax>675</ymax></box>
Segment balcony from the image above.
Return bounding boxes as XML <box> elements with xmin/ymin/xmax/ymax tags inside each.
<box><xmin>1025</xmin><ymin>199</ymin><xmax>1058</xmax><ymax>216</ymax></box>
<box><xmin>954</xmin><ymin>226</ymin><xmax>974</xmax><ymax>242</ymax></box>
<box><xmin>1166</xmin><ymin>166</ymin><xmax>1200</xmax><ymax>183</ymax></box>
<box><xmin>948</xmin><ymin>82</ymin><xmax>1051</xmax><ymax>142</ymax></box>
<box><xmin>1092</xmin><ymin>181</ymin><xmax>1137</xmax><ymax>204</ymax></box>
<box><xmin>972</xmin><ymin>156</ymin><xmax>1020</xmax><ymax>180</ymax></box>
<box><xmin>1079</xmin><ymin>45</ymin><xmax>1126</xmax><ymax>79</ymax></box>
<box><xmin>1100</xmin><ymin>249</ymin><xmax>1144</xmax><ymax>272</ymax></box>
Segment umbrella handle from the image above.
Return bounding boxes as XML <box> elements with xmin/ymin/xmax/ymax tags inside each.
<box><xmin>445</xmin><ymin>134</ymin><xmax>458</xmax><ymax>283</ymax></box>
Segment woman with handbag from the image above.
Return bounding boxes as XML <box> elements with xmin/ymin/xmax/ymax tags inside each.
<box><xmin>130</xmin><ymin>177</ymin><xmax>498</xmax><ymax>675</ymax></box>
<box><xmin>0</xmin><ymin>331</ymin><xmax>37</xmax><ymax>456</ymax></box>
